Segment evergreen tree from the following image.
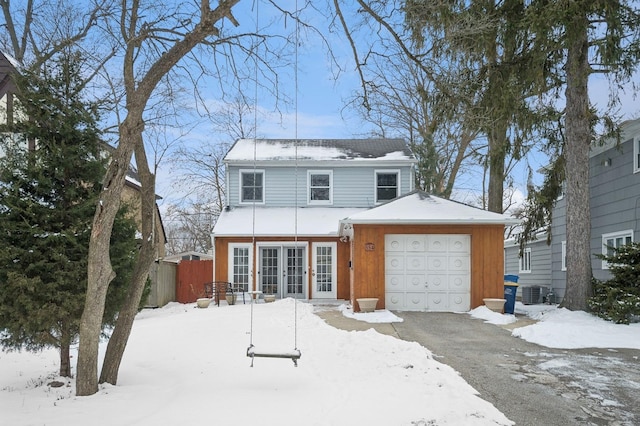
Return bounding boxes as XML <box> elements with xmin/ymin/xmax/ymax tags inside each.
<box><xmin>0</xmin><ymin>52</ymin><xmax>138</xmax><ymax>377</ymax></box>
<box><xmin>404</xmin><ymin>0</ymin><xmax>553</xmax><ymax>213</ymax></box>
<box><xmin>521</xmin><ymin>1</ymin><xmax>640</xmax><ymax>310</ymax></box>
<box><xmin>591</xmin><ymin>243</ymin><xmax>640</xmax><ymax>324</ymax></box>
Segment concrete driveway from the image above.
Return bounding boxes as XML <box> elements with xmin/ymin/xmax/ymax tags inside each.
<box><xmin>316</xmin><ymin>309</ymin><xmax>640</xmax><ymax>426</ymax></box>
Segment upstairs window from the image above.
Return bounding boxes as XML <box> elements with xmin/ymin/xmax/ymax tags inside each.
<box><xmin>308</xmin><ymin>171</ymin><xmax>332</xmax><ymax>205</ymax></box>
<box><xmin>240</xmin><ymin>170</ymin><xmax>264</xmax><ymax>203</ymax></box>
<box><xmin>519</xmin><ymin>247</ymin><xmax>532</xmax><ymax>273</ymax></box>
<box><xmin>375</xmin><ymin>170</ymin><xmax>399</xmax><ymax>203</ymax></box>
<box><xmin>602</xmin><ymin>230</ymin><xmax>633</xmax><ymax>269</ymax></box>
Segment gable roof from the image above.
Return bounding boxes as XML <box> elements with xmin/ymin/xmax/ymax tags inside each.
<box><xmin>0</xmin><ymin>51</ymin><xmax>20</xmax><ymax>99</ymax></box>
<box><xmin>224</xmin><ymin>138</ymin><xmax>415</xmax><ymax>164</ymax></box>
<box><xmin>340</xmin><ymin>190</ymin><xmax>520</xmax><ymax>230</ymax></box>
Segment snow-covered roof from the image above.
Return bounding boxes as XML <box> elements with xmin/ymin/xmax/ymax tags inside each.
<box><xmin>213</xmin><ymin>206</ymin><xmax>368</xmax><ymax>237</ymax></box>
<box><xmin>0</xmin><ymin>50</ymin><xmax>21</xmax><ymax>71</ymax></box>
<box><xmin>224</xmin><ymin>138</ymin><xmax>415</xmax><ymax>164</ymax></box>
<box><xmin>340</xmin><ymin>191</ymin><xmax>521</xmax><ymax>228</ymax></box>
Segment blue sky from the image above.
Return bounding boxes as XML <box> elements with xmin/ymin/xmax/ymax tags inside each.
<box><xmin>155</xmin><ymin>2</ymin><xmax>640</xmax><ymax>212</ymax></box>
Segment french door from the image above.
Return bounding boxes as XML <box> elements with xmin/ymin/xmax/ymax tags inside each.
<box><xmin>258</xmin><ymin>244</ymin><xmax>307</xmax><ymax>299</ymax></box>
<box><xmin>311</xmin><ymin>242</ymin><xmax>337</xmax><ymax>299</ymax></box>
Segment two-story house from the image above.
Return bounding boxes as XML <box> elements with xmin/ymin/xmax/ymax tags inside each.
<box><xmin>505</xmin><ymin>118</ymin><xmax>640</xmax><ymax>304</ymax></box>
<box><xmin>212</xmin><ymin>138</ymin><xmax>518</xmax><ymax>312</ymax></box>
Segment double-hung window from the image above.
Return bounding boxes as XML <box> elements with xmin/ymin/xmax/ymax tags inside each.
<box><xmin>519</xmin><ymin>247</ymin><xmax>532</xmax><ymax>273</ymax></box>
<box><xmin>602</xmin><ymin>230</ymin><xmax>633</xmax><ymax>269</ymax></box>
<box><xmin>308</xmin><ymin>170</ymin><xmax>332</xmax><ymax>205</ymax></box>
<box><xmin>240</xmin><ymin>170</ymin><xmax>264</xmax><ymax>203</ymax></box>
<box><xmin>375</xmin><ymin>170</ymin><xmax>399</xmax><ymax>203</ymax></box>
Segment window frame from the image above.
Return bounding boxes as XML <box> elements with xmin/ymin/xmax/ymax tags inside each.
<box><xmin>519</xmin><ymin>247</ymin><xmax>532</xmax><ymax>274</ymax></box>
<box><xmin>374</xmin><ymin>169</ymin><xmax>400</xmax><ymax>203</ymax></box>
<box><xmin>239</xmin><ymin>169</ymin><xmax>265</xmax><ymax>204</ymax></box>
<box><xmin>632</xmin><ymin>137</ymin><xmax>640</xmax><ymax>173</ymax></box>
<box><xmin>601</xmin><ymin>229</ymin><xmax>634</xmax><ymax>270</ymax></box>
<box><xmin>561</xmin><ymin>241</ymin><xmax>567</xmax><ymax>271</ymax></box>
<box><xmin>307</xmin><ymin>170</ymin><xmax>333</xmax><ymax>205</ymax></box>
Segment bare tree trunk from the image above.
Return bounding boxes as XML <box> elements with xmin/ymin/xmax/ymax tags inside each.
<box><xmin>76</xmin><ymin>0</ymin><xmax>240</xmax><ymax>396</ymax></box>
<box><xmin>76</xmin><ymin>119</ymin><xmax>138</xmax><ymax>395</ymax></box>
<box><xmin>563</xmin><ymin>14</ymin><xmax>592</xmax><ymax>311</ymax></box>
<box><xmin>99</xmin><ymin>135</ymin><xmax>157</xmax><ymax>385</ymax></box>
<box><xmin>59</xmin><ymin>327</ymin><xmax>71</xmax><ymax>377</ymax></box>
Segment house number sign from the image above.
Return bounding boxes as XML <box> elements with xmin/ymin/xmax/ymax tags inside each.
<box><xmin>365</xmin><ymin>242</ymin><xmax>375</xmax><ymax>251</ymax></box>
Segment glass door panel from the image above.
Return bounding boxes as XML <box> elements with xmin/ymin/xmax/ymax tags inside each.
<box><xmin>260</xmin><ymin>247</ymin><xmax>280</xmax><ymax>295</ymax></box>
<box><xmin>285</xmin><ymin>247</ymin><xmax>305</xmax><ymax>298</ymax></box>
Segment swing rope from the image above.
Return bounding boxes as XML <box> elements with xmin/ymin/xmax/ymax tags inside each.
<box><xmin>246</xmin><ymin>0</ymin><xmax>301</xmax><ymax>367</ymax></box>
<box><xmin>292</xmin><ymin>0</ymin><xmax>300</xmax><ymax>353</ymax></box>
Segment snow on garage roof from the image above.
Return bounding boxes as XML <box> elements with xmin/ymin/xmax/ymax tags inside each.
<box><xmin>224</xmin><ymin>138</ymin><xmax>415</xmax><ymax>163</ymax></box>
<box><xmin>341</xmin><ymin>191</ymin><xmax>521</xmax><ymax>227</ymax></box>
<box><xmin>213</xmin><ymin>206</ymin><xmax>368</xmax><ymax>237</ymax></box>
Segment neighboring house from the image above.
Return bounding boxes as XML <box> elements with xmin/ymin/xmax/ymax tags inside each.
<box><xmin>505</xmin><ymin>118</ymin><xmax>640</xmax><ymax>304</ymax></box>
<box><xmin>0</xmin><ymin>50</ymin><xmax>166</xmax><ymax>259</ymax></box>
<box><xmin>163</xmin><ymin>251</ymin><xmax>213</xmax><ymax>263</ymax></box>
<box><xmin>503</xmin><ymin>233</ymin><xmax>552</xmax><ymax>304</ymax></box>
<box><xmin>212</xmin><ymin>138</ymin><xmax>518</xmax><ymax>312</ymax></box>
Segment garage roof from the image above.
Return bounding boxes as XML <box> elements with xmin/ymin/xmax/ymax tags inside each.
<box><xmin>340</xmin><ymin>191</ymin><xmax>520</xmax><ymax>229</ymax></box>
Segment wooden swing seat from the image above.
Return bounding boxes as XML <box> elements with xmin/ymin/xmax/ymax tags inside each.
<box><xmin>246</xmin><ymin>344</ymin><xmax>301</xmax><ymax>367</ymax></box>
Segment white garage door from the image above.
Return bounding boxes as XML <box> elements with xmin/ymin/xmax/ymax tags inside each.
<box><xmin>385</xmin><ymin>234</ymin><xmax>470</xmax><ymax>312</ymax></box>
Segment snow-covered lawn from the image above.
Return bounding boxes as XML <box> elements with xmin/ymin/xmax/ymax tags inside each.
<box><xmin>2</xmin><ymin>299</ymin><xmax>638</xmax><ymax>425</ymax></box>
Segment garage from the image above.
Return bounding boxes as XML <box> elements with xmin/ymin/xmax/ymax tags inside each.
<box><xmin>339</xmin><ymin>191</ymin><xmax>519</xmax><ymax>312</ymax></box>
<box><xmin>385</xmin><ymin>234</ymin><xmax>470</xmax><ymax>311</ymax></box>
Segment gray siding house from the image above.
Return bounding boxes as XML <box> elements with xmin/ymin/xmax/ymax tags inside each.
<box><xmin>212</xmin><ymin>138</ymin><xmax>517</xmax><ymax>312</ymax></box>
<box><xmin>505</xmin><ymin>118</ymin><xmax>640</xmax><ymax>303</ymax></box>
<box><xmin>504</xmin><ymin>233</ymin><xmax>552</xmax><ymax>303</ymax></box>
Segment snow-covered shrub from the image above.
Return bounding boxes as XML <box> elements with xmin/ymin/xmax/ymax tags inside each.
<box><xmin>590</xmin><ymin>243</ymin><xmax>640</xmax><ymax>324</ymax></box>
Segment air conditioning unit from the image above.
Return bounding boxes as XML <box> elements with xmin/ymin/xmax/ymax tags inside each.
<box><xmin>522</xmin><ymin>286</ymin><xmax>542</xmax><ymax>305</ymax></box>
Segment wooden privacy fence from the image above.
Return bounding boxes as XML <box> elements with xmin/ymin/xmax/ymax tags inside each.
<box><xmin>146</xmin><ymin>261</ymin><xmax>177</xmax><ymax>308</ymax></box>
<box><xmin>176</xmin><ymin>259</ymin><xmax>213</xmax><ymax>303</ymax></box>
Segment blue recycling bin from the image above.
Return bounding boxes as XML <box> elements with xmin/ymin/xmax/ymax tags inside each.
<box><xmin>503</xmin><ymin>275</ymin><xmax>519</xmax><ymax>314</ymax></box>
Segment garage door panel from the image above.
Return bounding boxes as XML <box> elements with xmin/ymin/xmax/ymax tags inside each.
<box><xmin>427</xmin><ymin>274</ymin><xmax>447</xmax><ymax>290</ymax></box>
<box><xmin>426</xmin><ymin>235</ymin><xmax>447</xmax><ymax>252</ymax></box>
<box><xmin>406</xmin><ymin>255</ymin><xmax>426</xmax><ymax>271</ymax></box>
<box><xmin>449</xmin><ymin>274</ymin><xmax>470</xmax><ymax>291</ymax></box>
<box><xmin>386</xmin><ymin>236</ymin><xmax>405</xmax><ymax>252</ymax></box>
<box><xmin>405</xmin><ymin>292</ymin><xmax>426</xmax><ymax>310</ymax></box>
<box><xmin>448</xmin><ymin>256</ymin><xmax>470</xmax><ymax>271</ymax></box>
<box><xmin>385</xmin><ymin>274</ymin><xmax>405</xmax><ymax>291</ymax></box>
<box><xmin>385</xmin><ymin>255</ymin><xmax>404</xmax><ymax>272</ymax></box>
<box><xmin>426</xmin><ymin>292</ymin><xmax>449</xmax><ymax>311</ymax></box>
<box><xmin>386</xmin><ymin>292</ymin><xmax>404</xmax><ymax>310</ymax></box>
<box><xmin>405</xmin><ymin>236</ymin><xmax>427</xmax><ymax>252</ymax></box>
<box><xmin>406</xmin><ymin>274</ymin><xmax>426</xmax><ymax>291</ymax></box>
<box><xmin>449</xmin><ymin>235</ymin><xmax>470</xmax><ymax>253</ymax></box>
<box><xmin>448</xmin><ymin>293</ymin><xmax>470</xmax><ymax>311</ymax></box>
<box><xmin>426</xmin><ymin>255</ymin><xmax>448</xmax><ymax>271</ymax></box>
